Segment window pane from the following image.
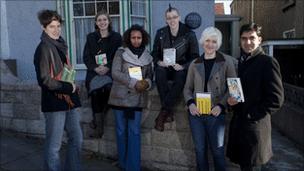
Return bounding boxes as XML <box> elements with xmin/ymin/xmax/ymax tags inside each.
<box><xmin>97</xmin><ymin>2</ymin><xmax>107</xmax><ymax>13</ymax></box>
<box><xmin>111</xmin><ymin>16</ymin><xmax>120</xmax><ymax>32</ymax></box>
<box><xmin>130</xmin><ymin>0</ymin><xmax>145</xmax><ymax>15</ymax></box>
<box><xmin>74</xmin><ymin>18</ymin><xmax>95</xmax><ymax>64</ymax></box>
<box><xmin>85</xmin><ymin>3</ymin><xmax>95</xmax><ymax>16</ymax></box>
<box><xmin>131</xmin><ymin>17</ymin><xmax>145</xmax><ymax>27</ymax></box>
<box><xmin>73</xmin><ymin>3</ymin><xmax>84</xmax><ymax>16</ymax></box>
<box><xmin>109</xmin><ymin>1</ymin><xmax>119</xmax><ymax>14</ymax></box>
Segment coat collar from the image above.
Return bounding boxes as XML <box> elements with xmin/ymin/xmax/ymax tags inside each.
<box><xmin>121</xmin><ymin>47</ymin><xmax>153</xmax><ymax>66</ymax></box>
<box><xmin>195</xmin><ymin>51</ymin><xmax>226</xmax><ymax>81</ymax></box>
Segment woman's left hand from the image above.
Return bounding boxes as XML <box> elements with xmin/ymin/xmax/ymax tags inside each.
<box><xmin>173</xmin><ymin>64</ymin><xmax>184</xmax><ymax>71</ymax></box>
<box><xmin>98</xmin><ymin>65</ymin><xmax>109</xmax><ymax>75</ymax></box>
<box><xmin>210</xmin><ymin>105</ymin><xmax>221</xmax><ymax>117</ymax></box>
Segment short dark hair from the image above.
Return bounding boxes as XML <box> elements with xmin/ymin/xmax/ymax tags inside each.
<box><xmin>37</xmin><ymin>9</ymin><xmax>63</xmax><ymax>28</ymax></box>
<box><xmin>123</xmin><ymin>24</ymin><xmax>150</xmax><ymax>48</ymax></box>
<box><xmin>165</xmin><ymin>5</ymin><xmax>180</xmax><ymax>16</ymax></box>
<box><xmin>240</xmin><ymin>23</ymin><xmax>262</xmax><ymax>37</ymax></box>
<box><xmin>94</xmin><ymin>11</ymin><xmax>113</xmax><ymax>32</ymax></box>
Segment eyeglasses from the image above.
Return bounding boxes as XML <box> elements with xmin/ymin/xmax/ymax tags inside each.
<box><xmin>166</xmin><ymin>15</ymin><xmax>179</xmax><ymax>21</ymax></box>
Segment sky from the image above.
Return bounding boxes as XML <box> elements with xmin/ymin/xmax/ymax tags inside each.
<box><xmin>215</xmin><ymin>0</ymin><xmax>233</xmax><ymax>14</ymax></box>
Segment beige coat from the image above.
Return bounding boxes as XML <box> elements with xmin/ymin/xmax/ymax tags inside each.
<box><xmin>183</xmin><ymin>52</ymin><xmax>237</xmax><ymax>109</ymax></box>
<box><xmin>108</xmin><ymin>47</ymin><xmax>153</xmax><ymax>108</ymax></box>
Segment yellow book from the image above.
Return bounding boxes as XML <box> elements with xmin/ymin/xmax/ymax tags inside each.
<box><xmin>196</xmin><ymin>93</ymin><xmax>211</xmax><ymax>115</ymax></box>
<box><xmin>128</xmin><ymin>67</ymin><xmax>142</xmax><ymax>80</ymax></box>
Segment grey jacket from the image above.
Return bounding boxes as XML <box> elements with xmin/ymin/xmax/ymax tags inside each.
<box><xmin>183</xmin><ymin>52</ymin><xmax>237</xmax><ymax>109</ymax></box>
<box><xmin>108</xmin><ymin>47</ymin><xmax>153</xmax><ymax>108</ymax></box>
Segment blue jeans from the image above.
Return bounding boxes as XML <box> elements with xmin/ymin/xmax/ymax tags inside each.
<box><xmin>44</xmin><ymin>108</ymin><xmax>83</xmax><ymax>171</ymax></box>
<box><xmin>189</xmin><ymin>113</ymin><xmax>226</xmax><ymax>171</ymax></box>
<box><xmin>113</xmin><ymin>109</ymin><xmax>142</xmax><ymax>171</ymax></box>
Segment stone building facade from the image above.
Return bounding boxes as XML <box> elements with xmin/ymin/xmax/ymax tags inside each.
<box><xmin>231</xmin><ymin>0</ymin><xmax>304</xmax><ymax>40</ymax></box>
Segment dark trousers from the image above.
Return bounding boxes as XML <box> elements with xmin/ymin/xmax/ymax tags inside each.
<box><xmin>240</xmin><ymin>165</ymin><xmax>262</xmax><ymax>171</ymax></box>
<box><xmin>155</xmin><ymin>66</ymin><xmax>187</xmax><ymax>112</ymax></box>
<box><xmin>90</xmin><ymin>83</ymin><xmax>112</xmax><ymax>114</ymax></box>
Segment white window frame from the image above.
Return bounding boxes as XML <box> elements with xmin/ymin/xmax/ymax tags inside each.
<box><xmin>57</xmin><ymin>0</ymin><xmax>151</xmax><ymax>70</ymax></box>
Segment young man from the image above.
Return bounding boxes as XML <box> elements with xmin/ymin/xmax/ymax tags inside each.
<box><xmin>226</xmin><ymin>23</ymin><xmax>284</xmax><ymax>171</ymax></box>
<box><xmin>152</xmin><ymin>6</ymin><xmax>199</xmax><ymax>132</ymax></box>
<box><xmin>33</xmin><ymin>9</ymin><xmax>83</xmax><ymax>171</ymax></box>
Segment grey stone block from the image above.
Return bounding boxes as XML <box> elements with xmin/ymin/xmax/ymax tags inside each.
<box><xmin>0</xmin><ymin>103</ymin><xmax>14</xmax><ymax>117</ymax></box>
<box><xmin>22</xmin><ymin>90</ymin><xmax>41</xmax><ymax>105</ymax></box>
<box><xmin>13</xmin><ymin>103</ymin><xmax>41</xmax><ymax>120</ymax></box>
<box><xmin>141</xmin><ymin>146</ymin><xmax>170</xmax><ymax>163</ymax></box>
<box><xmin>80</xmin><ymin>107</ymin><xmax>92</xmax><ymax>123</ymax></box>
<box><xmin>98</xmin><ymin>140</ymin><xmax>117</xmax><ymax>158</ymax></box>
<box><xmin>170</xmin><ymin>149</ymin><xmax>196</xmax><ymax>167</ymax></box>
<box><xmin>0</xmin><ymin>117</ymin><xmax>12</xmax><ymax>129</ymax></box>
<box><xmin>11</xmin><ymin>119</ymin><xmax>27</xmax><ymax>132</ymax></box>
<box><xmin>151</xmin><ymin>129</ymin><xmax>194</xmax><ymax>150</ymax></box>
<box><xmin>26</xmin><ymin>119</ymin><xmax>45</xmax><ymax>135</ymax></box>
<box><xmin>141</xmin><ymin>129</ymin><xmax>151</xmax><ymax>145</ymax></box>
<box><xmin>83</xmin><ymin>139</ymin><xmax>99</xmax><ymax>152</ymax></box>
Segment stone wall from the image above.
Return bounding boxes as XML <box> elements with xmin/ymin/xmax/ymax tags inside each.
<box><xmin>271</xmin><ymin>83</ymin><xmax>304</xmax><ymax>151</ymax></box>
<box><xmin>0</xmin><ymin>76</ymin><xmax>196</xmax><ymax>170</ymax></box>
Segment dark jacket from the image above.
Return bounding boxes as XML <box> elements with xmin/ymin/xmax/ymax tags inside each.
<box><xmin>33</xmin><ymin>32</ymin><xmax>81</xmax><ymax>112</ymax></box>
<box><xmin>108</xmin><ymin>47</ymin><xmax>153</xmax><ymax>108</ymax></box>
<box><xmin>151</xmin><ymin>22</ymin><xmax>199</xmax><ymax>69</ymax></box>
<box><xmin>227</xmin><ymin>47</ymin><xmax>284</xmax><ymax>166</ymax></box>
<box><xmin>83</xmin><ymin>31</ymin><xmax>122</xmax><ymax>92</ymax></box>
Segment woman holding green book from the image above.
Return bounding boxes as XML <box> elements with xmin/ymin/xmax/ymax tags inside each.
<box><xmin>83</xmin><ymin>11</ymin><xmax>122</xmax><ymax>138</ymax></box>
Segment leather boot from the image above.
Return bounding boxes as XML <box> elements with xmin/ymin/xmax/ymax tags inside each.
<box><xmin>165</xmin><ymin>111</ymin><xmax>174</xmax><ymax>123</ymax></box>
<box><xmin>90</xmin><ymin>112</ymin><xmax>104</xmax><ymax>138</ymax></box>
<box><xmin>154</xmin><ymin>110</ymin><xmax>168</xmax><ymax>132</ymax></box>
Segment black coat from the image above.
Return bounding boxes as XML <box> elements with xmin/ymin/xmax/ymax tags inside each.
<box><xmin>226</xmin><ymin>47</ymin><xmax>284</xmax><ymax>166</ymax></box>
<box><xmin>151</xmin><ymin>22</ymin><xmax>199</xmax><ymax>69</ymax></box>
<box><xmin>83</xmin><ymin>31</ymin><xmax>122</xmax><ymax>92</ymax></box>
<box><xmin>33</xmin><ymin>32</ymin><xmax>81</xmax><ymax>112</ymax></box>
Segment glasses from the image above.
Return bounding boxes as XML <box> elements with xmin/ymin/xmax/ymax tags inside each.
<box><xmin>166</xmin><ymin>15</ymin><xmax>179</xmax><ymax>21</ymax></box>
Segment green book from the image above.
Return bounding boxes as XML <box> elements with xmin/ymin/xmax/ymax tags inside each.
<box><xmin>61</xmin><ymin>64</ymin><xmax>76</xmax><ymax>83</ymax></box>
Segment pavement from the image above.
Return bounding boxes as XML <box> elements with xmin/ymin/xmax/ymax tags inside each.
<box><xmin>0</xmin><ymin>128</ymin><xmax>303</xmax><ymax>171</ymax></box>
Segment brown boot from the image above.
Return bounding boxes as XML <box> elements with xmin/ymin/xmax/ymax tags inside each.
<box><xmin>154</xmin><ymin>110</ymin><xmax>167</xmax><ymax>132</ymax></box>
<box><xmin>165</xmin><ymin>111</ymin><xmax>174</xmax><ymax>123</ymax></box>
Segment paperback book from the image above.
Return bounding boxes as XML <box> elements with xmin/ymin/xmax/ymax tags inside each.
<box><xmin>196</xmin><ymin>92</ymin><xmax>211</xmax><ymax>115</ymax></box>
<box><xmin>128</xmin><ymin>67</ymin><xmax>143</xmax><ymax>80</ymax></box>
<box><xmin>61</xmin><ymin>64</ymin><xmax>76</xmax><ymax>83</ymax></box>
<box><xmin>95</xmin><ymin>53</ymin><xmax>107</xmax><ymax>65</ymax></box>
<box><xmin>163</xmin><ymin>48</ymin><xmax>176</xmax><ymax>66</ymax></box>
<box><xmin>227</xmin><ymin>77</ymin><xmax>245</xmax><ymax>102</ymax></box>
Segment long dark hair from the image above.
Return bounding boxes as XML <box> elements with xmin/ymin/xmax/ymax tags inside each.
<box><xmin>123</xmin><ymin>24</ymin><xmax>150</xmax><ymax>48</ymax></box>
<box><xmin>94</xmin><ymin>11</ymin><xmax>113</xmax><ymax>32</ymax></box>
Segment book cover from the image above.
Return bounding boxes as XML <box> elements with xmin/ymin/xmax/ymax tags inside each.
<box><xmin>196</xmin><ymin>93</ymin><xmax>211</xmax><ymax>115</ymax></box>
<box><xmin>95</xmin><ymin>53</ymin><xmax>107</xmax><ymax>65</ymax></box>
<box><xmin>128</xmin><ymin>67</ymin><xmax>142</xmax><ymax>80</ymax></box>
<box><xmin>227</xmin><ymin>77</ymin><xmax>245</xmax><ymax>102</ymax></box>
<box><xmin>163</xmin><ymin>48</ymin><xmax>176</xmax><ymax>66</ymax></box>
<box><xmin>61</xmin><ymin>64</ymin><xmax>76</xmax><ymax>83</ymax></box>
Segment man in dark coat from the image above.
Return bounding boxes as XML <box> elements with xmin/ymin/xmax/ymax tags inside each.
<box><xmin>226</xmin><ymin>23</ymin><xmax>284</xmax><ymax>171</ymax></box>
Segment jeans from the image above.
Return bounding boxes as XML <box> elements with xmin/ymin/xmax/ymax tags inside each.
<box><xmin>155</xmin><ymin>66</ymin><xmax>187</xmax><ymax>112</ymax></box>
<box><xmin>189</xmin><ymin>113</ymin><xmax>226</xmax><ymax>171</ymax></box>
<box><xmin>44</xmin><ymin>108</ymin><xmax>83</xmax><ymax>171</ymax></box>
<box><xmin>113</xmin><ymin>109</ymin><xmax>142</xmax><ymax>171</ymax></box>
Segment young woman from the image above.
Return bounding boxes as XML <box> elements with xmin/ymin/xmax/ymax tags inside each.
<box><xmin>183</xmin><ymin>27</ymin><xmax>236</xmax><ymax>171</ymax></box>
<box><xmin>83</xmin><ymin>11</ymin><xmax>122</xmax><ymax>138</ymax></box>
<box><xmin>108</xmin><ymin>25</ymin><xmax>153</xmax><ymax>171</ymax></box>
<box><xmin>33</xmin><ymin>9</ymin><xmax>82</xmax><ymax>171</ymax></box>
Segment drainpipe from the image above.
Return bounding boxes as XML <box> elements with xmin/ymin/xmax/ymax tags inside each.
<box><xmin>251</xmin><ymin>0</ymin><xmax>254</xmax><ymax>23</ymax></box>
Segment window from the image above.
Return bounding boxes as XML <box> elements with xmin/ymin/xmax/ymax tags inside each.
<box><xmin>130</xmin><ymin>0</ymin><xmax>146</xmax><ymax>27</ymax></box>
<box><xmin>58</xmin><ymin>0</ymin><xmax>150</xmax><ymax>69</ymax></box>
<box><xmin>283</xmin><ymin>28</ymin><xmax>296</xmax><ymax>38</ymax></box>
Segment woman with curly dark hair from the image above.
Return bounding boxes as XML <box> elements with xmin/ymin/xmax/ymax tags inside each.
<box><xmin>108</xmin><ymin>24</ymin><xmax>153</xmax><ymax>171</ymax></box>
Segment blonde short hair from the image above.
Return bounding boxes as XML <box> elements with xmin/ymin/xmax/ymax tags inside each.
<box><xmin>199</xmin><ymin>26</ymin><xmax>222</xmax><ymax>50</ymax></box>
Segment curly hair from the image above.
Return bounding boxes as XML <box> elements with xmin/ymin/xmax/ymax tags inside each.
<box><xmin>123</xmin><ymin>24</ymin><xmax>150</xmax><ymax>48</ymax></box>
